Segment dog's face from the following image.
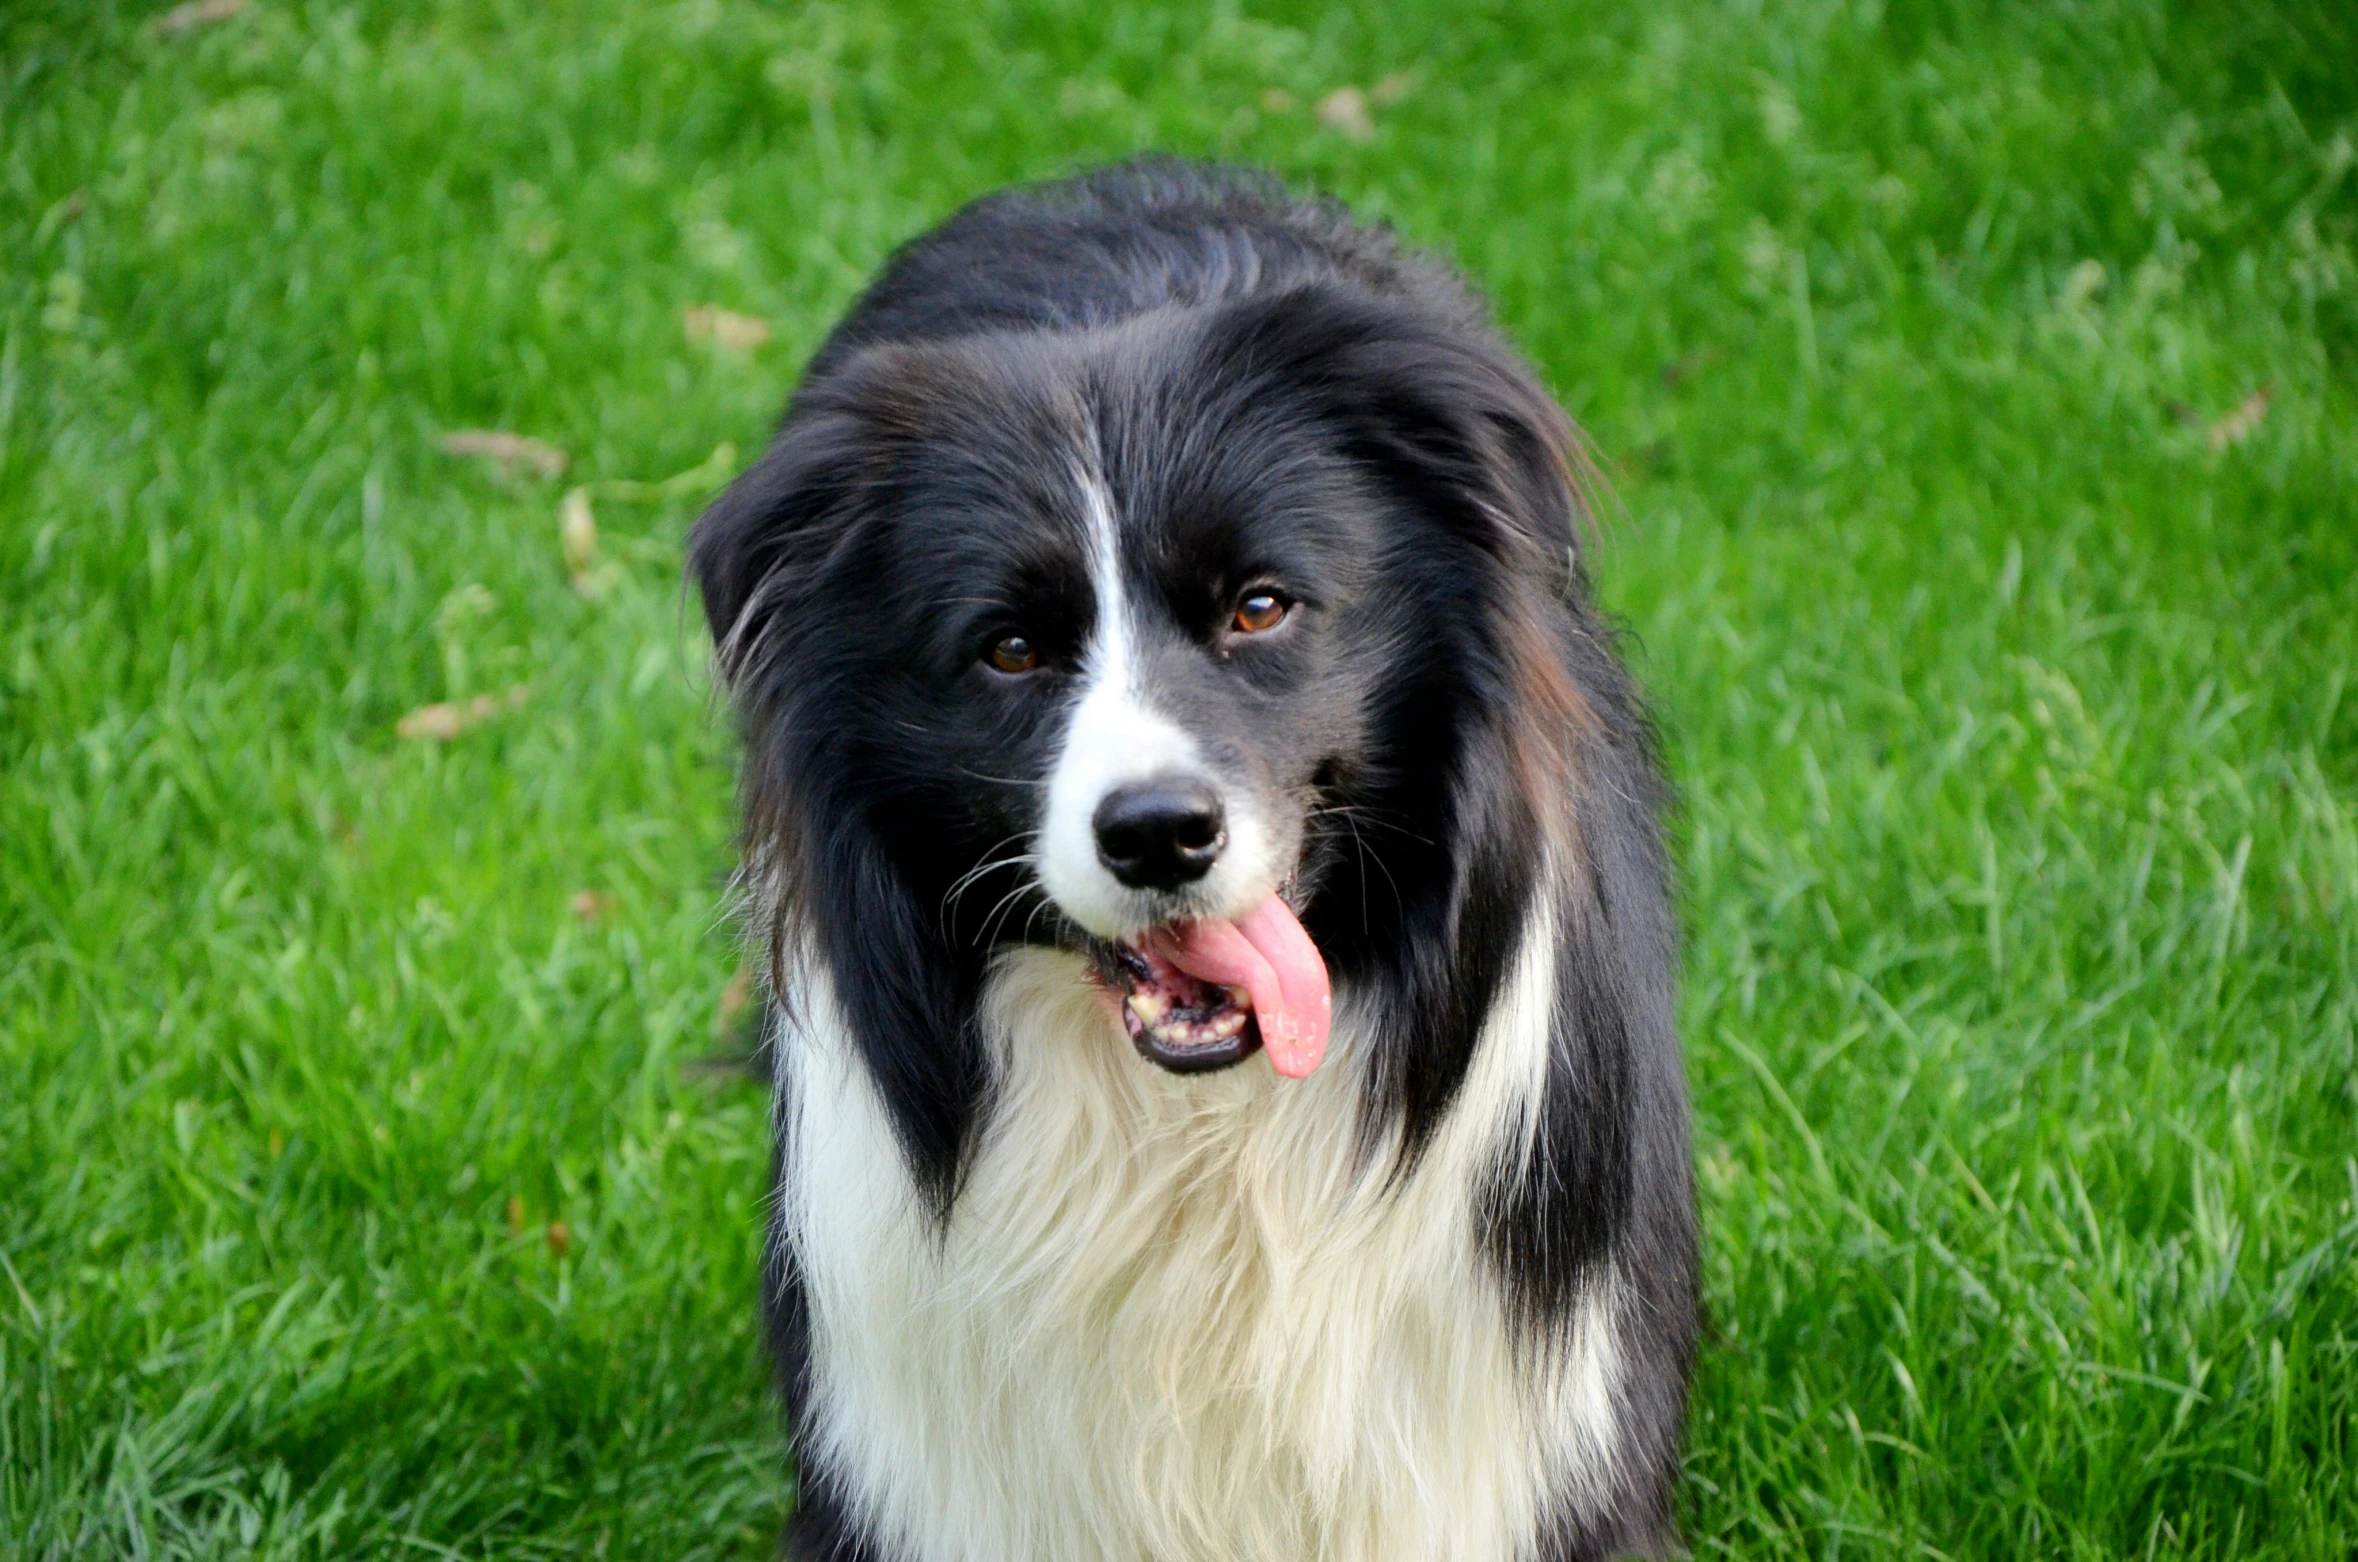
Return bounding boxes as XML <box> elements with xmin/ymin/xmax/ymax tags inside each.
<box><xmin>850</xmin><ymin>335</ymin><xmax>1385</xmax><ymax>949</ymax></box>
<box><xmin>695</xmin><ymin>288</ymin><xmax>1583</xmax><ymax>1099</ymax></box>
<box><xmin>760</xmin><ymin>319</ymin><xmax>1404</xmax><ymax>1073</ymax></box>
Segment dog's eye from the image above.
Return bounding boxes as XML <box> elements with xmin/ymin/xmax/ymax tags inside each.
<box><xmin>1232</xmin><ymin>593</ymin><xmax>1288</xmax><ymax>635</ymax></box>
<box><xmin>986</xmin><ymin>635</ymin><xmax>1039</xmax><ymax>675</ymax></box>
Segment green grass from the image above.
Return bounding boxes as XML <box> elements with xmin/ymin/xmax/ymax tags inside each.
<box><xmin>3</xmin><ymin>0</ymin><xmax>2354</xmax><ymax>1556</ymax></box>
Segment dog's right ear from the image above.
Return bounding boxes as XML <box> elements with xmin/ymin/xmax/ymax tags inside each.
<box><xmin>687</xmin><ymin>401</ymin><xmax>871</xmax><ymax>682</ymax></box>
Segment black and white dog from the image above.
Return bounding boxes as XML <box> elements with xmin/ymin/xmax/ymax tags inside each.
<box><xmin>691</xmin><ymin>159</ymin><xmax>1697</xmax><ymax>1562</ymax></box>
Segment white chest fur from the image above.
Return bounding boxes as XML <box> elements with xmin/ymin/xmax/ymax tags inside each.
<box><xmin>778</xmin><ymin>920</ymin><xmax>1625</xmax><ymax>1562</ymax></box>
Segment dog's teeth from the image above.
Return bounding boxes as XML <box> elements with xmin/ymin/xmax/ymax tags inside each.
<box><xmin>1207</xmin><ymin>1010</ymin><xmax>1246</xmax><ymax>1040</ymax></box>
<box><xmin>1126</xmin><ymin>993</ymin><xmax>1168</xmax><ymax>1025</ymax></box>
<box><xmin>1225</xmin><ymin>984</ymin><xmax>1251</xmax><ymax>1009</ymax></box>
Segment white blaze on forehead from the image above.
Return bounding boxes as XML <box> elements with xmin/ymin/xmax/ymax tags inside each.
<box><xmin>1037</xmin><ymin>471</ymin><xmax>1203</xmax><ymax>939</ymax></box>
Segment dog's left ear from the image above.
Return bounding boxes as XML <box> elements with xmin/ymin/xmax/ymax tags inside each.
<box><xmin>689</xmin><ymin>381</ymin><xmax>994</xmax><ymax>1221</ymax></box>
<box><xmin>1210</xmin><ymin>286</ymin><xmax>1594</xmax><ymax>587</ymax></box>
<box><xmin>687</xmin><ymin>400</ymin><xmax>873</xmax><ymax>688</ymax></box>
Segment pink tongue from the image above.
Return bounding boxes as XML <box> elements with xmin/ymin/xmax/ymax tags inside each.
<box><xmin>1145</xmin><ymin>895</ymin><xmax>1332</xmax><ymax>1078</ymax></box>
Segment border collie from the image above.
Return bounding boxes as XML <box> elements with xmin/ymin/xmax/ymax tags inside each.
<box><xmin>691</xmin><ymin>159</ymin><xmax>1697</xmax><ymax>1562</ymax></box>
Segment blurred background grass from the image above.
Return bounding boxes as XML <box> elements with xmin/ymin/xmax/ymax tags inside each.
<box><xmin>2</xmin><ymin>1</ymin><xmax>2354</xmax><ymax>1557</ymax></box>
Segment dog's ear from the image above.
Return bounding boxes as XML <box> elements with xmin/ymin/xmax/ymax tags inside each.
<box><xmin>1207</xmin><ymin>286</ymin><xmax>1594</xmax><ymax>588</ymax></box>
<box><xmin>688</xmin><ymin>400</ymin><xmax>873</xmax><ymax>684</ymax></box>
<box><xmin>689</xmin><ymin>367</ymin><xmax>996</xmax><ymax>1222</ymax></box>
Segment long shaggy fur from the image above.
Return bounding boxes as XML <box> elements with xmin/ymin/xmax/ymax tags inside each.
<box><xmin>691</xmin><ymin>159</ymin><xmax>1698</xmax><ymax>1562</ymax></box>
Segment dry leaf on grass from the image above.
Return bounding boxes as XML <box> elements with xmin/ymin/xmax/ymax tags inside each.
<box><xmin>442</xmin><ymin>429</ymin><xmax>568</xmax><ymax>479</ymax></box>
<box><xmin>546</xmin><ymin>1221</ymin><xmax>570</xmax><ymax>1259</ymax></box>
<box><xmin>506</xmin><ymin>1195</ymin><xmax>525</xmax><ymax>1236</ymax></box>
<box><xmin>394</xmin><ymin>703</ymin><xmax>467</xmax><ymax>742</ymax></box>
<box><xmin>2061</xmin><ymin>258</ymin><xmax>2107</xmax><ymax>310</ymax></box>
<box><xmin>685</xmin><ymin>305</ymin><xmax>772</xmax><ymax>351</ymax></box>
<box><xmin>570</xmin><ymin>889</ymin><xmax>614</xmax><ymax>921</ymax></box>
<box><xmin>395</xmin><ymin>683</ymin><xmax>533</xmax><ymax>742</ymax></box>
<box><xmin>2207</xmin><ymin>384</ymin><xmax>2273</xmax><ymax>451</ymax></box>
<box><xmin>556</xmin><ymin>487</ymin><xmax>620</xmax><ymax>597</ymax></box>
<box><xmin>559</xmin><ymin>488</ymin><xmax>599</xmax><ymax>576</ymax></box>
<box><xmin>1369</xmin><ymin>70</ymin><xmax>1419</xmax><ymax>106</ymax></box>
<box><xmin>581</xmin><ymin>440</ymin><xmax>739</xmax><ymax>505</ymax></box>
<box><xmin>1315</xmin><ymin>86</ymin><xmax>1375</xmax><ymax>142</ymax></box>
<box><xmin>153</xmin><ymin>0</ymin><xmax>246</xmax><ymax>35</ymax></box>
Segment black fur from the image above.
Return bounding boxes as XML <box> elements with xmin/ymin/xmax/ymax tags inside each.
<box><xmin>694</xmin><ymin>158</ymin><xmax>1697</xmax><ymax>1561</ymax></box>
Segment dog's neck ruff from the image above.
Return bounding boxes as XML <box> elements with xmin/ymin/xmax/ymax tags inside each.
<box><xmin>775</xmin><ymin>896</ymin><xmax>1626</xmax><ymax>1562</ymax></box>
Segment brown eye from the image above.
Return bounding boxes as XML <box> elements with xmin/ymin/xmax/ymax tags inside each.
<box><xmin>987</xmin><ymin>636</ymin><xmax>1038</xmax><ymax>674</ymax></box>
<box><xmin>1232</xmin><ymin>593</ymin><xmax>1288</xmax><ymax>635</ymax></box>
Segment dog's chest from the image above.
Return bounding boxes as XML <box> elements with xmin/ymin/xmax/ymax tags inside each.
<box><xmin>782</xmin><ymin>951</ymin><xmax>1610</xmax><ymax>1562</ymax></box>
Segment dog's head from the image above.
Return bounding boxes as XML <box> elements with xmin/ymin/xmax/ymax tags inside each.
<box><xmin>693</xmin><ymin>280</ymin><xmax>1602</xmax><ymax>1199</ymax></box>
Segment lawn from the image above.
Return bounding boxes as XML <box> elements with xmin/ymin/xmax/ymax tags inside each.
<box><xmin>3</xmin><ymin>0</ymin><xmax>2354</xmax><ymax>1556</ymax></box>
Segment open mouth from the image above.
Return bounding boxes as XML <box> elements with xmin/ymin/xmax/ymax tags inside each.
<box><xmin>1088</xmin><ymin>893</ymin><xmax>1333</xmax><ymax>1079</ymax></box>
<box><xmin>1098</xmin><ymin>940</ymin><xmax>1261</xmax><ymax>1072</ymax></box>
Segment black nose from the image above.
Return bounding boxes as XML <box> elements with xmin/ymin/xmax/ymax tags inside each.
<box><xmin>1093</xmin><ymin>778</ymin><xmax>1226</xmax><ymax>890</ymax></box>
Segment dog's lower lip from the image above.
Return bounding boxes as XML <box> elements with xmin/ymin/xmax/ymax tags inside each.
<box><xmin>1138</xmin><ymin>1018</ymin><xmax>1261</xmax><ymax>1073</ymax></box>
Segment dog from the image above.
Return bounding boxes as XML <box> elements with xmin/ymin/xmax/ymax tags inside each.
<box><xmin>690</xmin><ymin>158</ymin><xmax>1697</xmax><ymax>1562</ymax></box>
